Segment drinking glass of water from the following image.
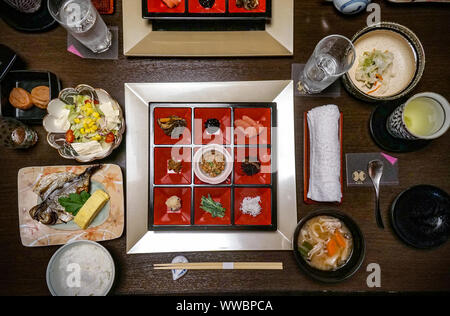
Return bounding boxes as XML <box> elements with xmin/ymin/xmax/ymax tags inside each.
<box><xmin>298</xmin><ymin>35</ymin><xmax>355</xmax><ymax>94</ymax></box>
<box><xmin>47</xmin><ymin>0</ymin><xmax>112</xmax><ymax>53</ymax></box>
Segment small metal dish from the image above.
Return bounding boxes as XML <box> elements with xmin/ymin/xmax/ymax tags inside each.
<box><xmin>43</xmin><ymin>84</ymin><xmax>125</xmax><ymax>163</ymax></box>
<box><xmin>342</xmin><ymin>22</ymin><xmax>425</xmax><ymax>103</ymax></box>
<box><xmin>292</xmin><ymin>209</ymin><xmax>365</xmax><ymax>283</ymax></box>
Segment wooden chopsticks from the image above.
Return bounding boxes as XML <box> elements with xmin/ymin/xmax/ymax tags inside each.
<box><xmin>153</xmin><ymin>262</ymin><xmax>283</xmax><ymax>270</ymax></box>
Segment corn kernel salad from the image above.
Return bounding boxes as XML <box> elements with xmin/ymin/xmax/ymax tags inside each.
<box><xmin>64</xmin><ymin>95</ymin><xmax>120</xmax><ymax>150</ymax></box>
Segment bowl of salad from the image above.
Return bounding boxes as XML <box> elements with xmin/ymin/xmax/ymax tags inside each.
<box><xmin>43</xmin><ymin>84</ymin><xmax>125</xmax><ymax>162</ymax></box>
<box><xmin>342</xmin><ymin>22</ymin><xmax>425</xmax><ymax>103</ymax></box>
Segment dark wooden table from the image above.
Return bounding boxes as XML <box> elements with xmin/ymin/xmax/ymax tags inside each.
<box><xmin>0</xmin><ymin>1</ymin><xmax>449</xmax><ymax>295</ymax></box>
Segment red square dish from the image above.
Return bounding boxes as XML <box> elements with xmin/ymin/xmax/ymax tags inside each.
<box><xmin>193</xmin><ymin>147</ymin><xmax>232</xmax><ymax>184</ymax></box>
<box><xmin>147</xmin><ymin>0</ymin><xmax>186</xmax><ymax>13</ymax></box>
<box><xmin>154</xmin><ymin>147</ymin><xmax>191</xmax><ymax>185</ymax></box>
<box><xmin>153</xmin><ymin>187</ymin><xmax>191</xmax><ymax>225</ymax></box>
<box><xmin>194</xmin><ymin>107</ymin><xmax>231</xmax><ymax>145</ymax></box>
<box><xmin>234</xmin><ymin>146</ymin><xmax>271</xmax><ymax>185</ymax></box>
<box><xmin>154</xmin><ymin>107</ymin><xmax>191</xmax><ymax>145</ymax></box>
<box><xmin>234</xmin><ymin>187</ymin><xmax>272</xmax><ymax>226</ymax></box>
<box><xmin>234</xmin><ymin>107</ymin><xmax>271</xmax><ymax>145</ymax></box>
<box><xmin>228</xmin><ymin>0</ymin><xmax>267</xmax><ymax>13</ymax></box>
<box><xmin>188</xmin><ymin>0</ymin><xmax>226</xmax><ymax>13</ymax></box>
<box><xmin>194</xmin><ymin>187</ymin><xmax>231</xmax><ymax>225</ymax></box>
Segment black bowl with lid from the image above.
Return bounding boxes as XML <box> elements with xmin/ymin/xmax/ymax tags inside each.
<box><xmin>292</xmin><ymin>209</ymin><xmax>365</xmax><ymax>283</ymax></box>
<box><xmin>390</xmin><ymin>185</ymin><xmax>450</xmax><ymax>249</ymax></box>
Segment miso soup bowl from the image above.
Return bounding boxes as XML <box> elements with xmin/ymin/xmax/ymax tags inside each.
<box><xmin>292</xmin><ymin>209</ymin><xmax>366</xmax><ymax>283</ymax></box>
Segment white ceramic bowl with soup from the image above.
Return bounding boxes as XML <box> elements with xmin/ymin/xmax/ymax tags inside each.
<box><xmin>46</xmin><ymin>240</ymin><xmax>115</xmax><ymax>296</ymax></box>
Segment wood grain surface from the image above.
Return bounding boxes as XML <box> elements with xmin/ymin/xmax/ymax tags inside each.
<box><xmin>0</xmin><ymin>1</ymin><xmax>449</xmax><ymax>295</ymax></box>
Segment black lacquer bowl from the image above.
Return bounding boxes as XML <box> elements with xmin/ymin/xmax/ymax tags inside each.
<box><xmin>292</xmin><ymin>210</ymin><xmax>365</xmax><ymax>283</ymax></box>
<box><xmin>390</xmin><ymin>185</ymin><xmax>450</xmax><ymax>249</ymax></box>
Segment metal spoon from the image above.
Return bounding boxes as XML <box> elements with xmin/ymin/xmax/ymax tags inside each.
<box><xmin>368</xmin><ymin>160</ymin><xmax>384</xmax><ymax>229</ymax></box>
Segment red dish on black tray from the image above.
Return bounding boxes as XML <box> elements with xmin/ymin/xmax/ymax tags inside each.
<box><xmin>153</xmin><ymin>187</ymin><xmax>191</xmax><ymax>225</ymax></box>
<box><xmin>234</xmin><ymin>187</ymin><xmax>272</xmax><ymax>226</ymax></box>
<box><xmin>189</xmin><ymin>0</ymin><xmax>226</xmax><ymax>14</ymax></box>
<box><xmin>149</xmin><ymin>102</ymin><xmax>277</xmax><ymax>231</ymax></box>
<box><xmin>234</xmin><ymin>146</ymin><xmax>271</xmax><ymax>185</ymax></box>
<box><xmin>229</xmin><ymin>0</ymin><xmax>267</xmax><ymax>13</ymax></box>
<box><xmin>194</xmin><ymin>107</ymin><xmax>231</xmax><ymax>145</ymax></box>
<box><xmin>143</xmin><ymin>0</ymin><xmax>271</xmax><ymax>20</ymax></box>
<box><xmin>234</xmin><ymin>107</ymin><xmax>271</xmax><ymax>145</ymax></box>
<box><xmin>154</xmin><ymin>107</ymin><xmax>191</xmax><ymax>145</ymax></box>
<box><xmin>154</xmin><ymin>147</ymin><xmax>192</xmax><ymax>185</ymax></box>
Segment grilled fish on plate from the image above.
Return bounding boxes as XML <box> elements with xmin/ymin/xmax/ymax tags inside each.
<box><xmin>29</xmin><ymin>165</ymin><xmax>101</xmax><ymax>225</ymax></box>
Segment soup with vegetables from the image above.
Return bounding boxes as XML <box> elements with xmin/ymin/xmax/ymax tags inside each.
<box><xmin>297</xmin><ymin>216</ymin><xmax>353</xmax><ymax>271</ymax></box>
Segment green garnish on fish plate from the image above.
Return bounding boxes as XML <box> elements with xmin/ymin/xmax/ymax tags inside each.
<box><xmin>58</xmin><ymin>191</ymin><xmax>91</xmax><ymax>215</ymax></box>
<box><xmin>200</xmin><ymin>194</ymin><xmax>226</xmax><ymax>218</ymax></box>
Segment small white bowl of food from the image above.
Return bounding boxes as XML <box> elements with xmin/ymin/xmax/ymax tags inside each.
<box><xmin>46</xmin><ymin>240</ymin><xmax>115</xmax><ymax>296</ymax></box>
<box><xmin>193</xmin><ymin>144</ymin><xmax>233</xmax><ymax>185</ymax></box>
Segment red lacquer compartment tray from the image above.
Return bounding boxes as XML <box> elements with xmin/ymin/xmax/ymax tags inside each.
<box><xmin>303</xmin><ymin>112</ymin><xmax>343</xmax><ymax>205</ymax></box>
<box><xmin>148</xmin><ymin>102</ymin><xmax>276</xmax><ymax>231</ymax></box>
<box><xmin>154</xmin><ymin>147</ymin><xmax>192</xmax><ymax>185</ymax></box>
<box><xmin>188</xmin><ymin>0</ymin><xmax>226</xmax><ymax>14</ymax></box>
<box><xmin>228</xmin><ymin>0</ymin><xmax>267</xmax><ymax>13</ymax></box>
<box><xmin>194</xmin><ymin>187</ymin><xmax>231</xmax><ymax>225</ymax></box>
<box><xmin>234</xmin><ymin>107</ymin><xmax>271</xmax><ymax>145</ymax></box>
<box><xmin>194</xmin><ymin>107</ymin><xmax>231</xmax><ymax>145</ymax></box>
<box><xmin>234</xmin><ymin>146</ymin><xmax>271</xmax><ymax>185</ymax></box>
<box><xmin>142</xmin><ymin>0</ymin><xmax>271</xmax><ymax>20</ymax></box>
<box><xmin>154</xmin><ymin>107</ymin><xmax>191</xmax><ymax>145</ymax></box>
<box><xmin>193</xmin><ymin>146</ymin><xmax>232</xmax><ymax>184</ymax></box>
<box><xmin>153</xmin><ymin>187</ymin><xmax>191</xmax><ymax>225</ymax></box>
<box><xmin>234</xmin><ymin>187</ymin><xmax>272</xmax><ymax>226</ymax></box>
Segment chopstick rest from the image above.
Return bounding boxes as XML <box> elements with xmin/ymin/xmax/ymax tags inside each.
<box><xmin>171</xmin><ymin>255</ymin><xmax>188</xmax><ymax>281</ymax></box>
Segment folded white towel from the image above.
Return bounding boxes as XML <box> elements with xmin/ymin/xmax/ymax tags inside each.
<box><xmin>307</xmin><ymin>104</ymin><xmax>342</xmax><ymax>202</ymax></box>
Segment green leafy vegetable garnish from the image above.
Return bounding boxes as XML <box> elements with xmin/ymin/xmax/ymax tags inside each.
<box><xmin>200</xmin><ymin>194</ymin><xmax>226</xmax><ymax>218</ymax></box>
<box><xmin>298</xmin><ymin>241</ymin><xmax>313</xmax><ymax>258</ymax></box>
<box><xmin>58</xmin><ymin>191</ymin><xmax>91</xmax><ymax>215</ymax></box>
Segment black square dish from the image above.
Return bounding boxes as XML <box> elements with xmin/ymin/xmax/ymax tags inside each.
<box><xmin>0</xmin><ymin>70</ymin><xmax>61</xmax><ymax>124</ymax></box>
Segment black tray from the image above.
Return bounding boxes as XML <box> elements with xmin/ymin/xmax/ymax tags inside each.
<box><xmin>143</xmin><ymin>0</ymin><xmax>271</xmax><ymax>20</ymax></box>
<box><xmin>0</xmin><ymin>70</ymin><xmax>61</xmax><ymax>124</ymax></box>
<box><xmin>148</xmin><ymin>102</ymin><xmax>277</xmax><ymax>231</ymax></box>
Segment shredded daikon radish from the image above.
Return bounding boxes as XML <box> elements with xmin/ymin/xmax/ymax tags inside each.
<box><xmin>240</xmin><ymin>196</ymin><xmax>262</xmax><ymax>217</ymax></box>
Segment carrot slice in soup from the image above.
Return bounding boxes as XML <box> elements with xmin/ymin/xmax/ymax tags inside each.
<box><xmin>334</xmin><ymin>231</ymin><xmax>347</xmax><ymax>248</ymax></box>
<box><xmin>326</xmin><ymin>239</ymin><xmax>338</xmax><ymax>257</ymax></box>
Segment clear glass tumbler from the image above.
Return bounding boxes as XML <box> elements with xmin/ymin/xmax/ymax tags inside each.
<box><xmin>299</xmin><ymin>34</ymin><xmax>356</xmax><ymax>94</ymax></box>
<box><xmin>47</xmin><ymin>0</ymin><xmax>112</xmax><ymax>53</ymax></box>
